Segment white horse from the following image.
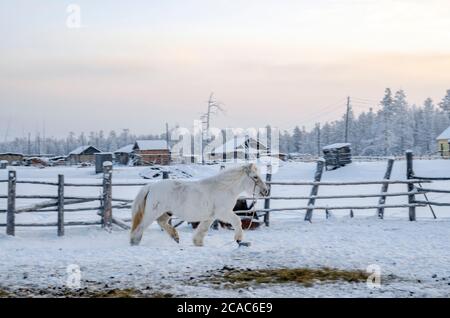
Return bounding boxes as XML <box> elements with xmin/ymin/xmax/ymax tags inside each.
<box><xmin>130</xmin><ymin>163</ymin><xmax>269</xmax><ymax>247</ymax></box>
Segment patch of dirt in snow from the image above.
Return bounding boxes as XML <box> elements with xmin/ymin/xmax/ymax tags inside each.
<box><xmin>0</xmin><ymin>286</ymin><xmax>174</xmax><ymax>298</ymax></box>
<box><xmin>196</xmin><ymin>267</ymin><xmax>376</xmax><ymax>289</ymax></box>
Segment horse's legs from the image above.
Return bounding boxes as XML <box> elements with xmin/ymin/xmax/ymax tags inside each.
<box><xmin>220</xmin><ymin>213</ymin><xmax>244</xmax><ymax>243</ymax></box>
<box><xmin>130</xmin><ymin>209</ymin><xmax>160</xmax><ymax>246</ymax></box>
<box><xmin>157</xmin><ymin>212</ymin><xmax>180</xmax><ymax>243</ymax></box>
<box><xmin>193</xmin><ymin>219</ymin><xmax>214</xmax><ymax>246</ymax></box>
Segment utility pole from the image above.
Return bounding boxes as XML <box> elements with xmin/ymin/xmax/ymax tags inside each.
<box><xmin>316</xmin><ymin>123</ymin><xmax>321</xmax><ymax>156</ymax></box>
<box><xmin>165</xmin><ymin>122</ymin><xmax>170</xmax><ymax>149</ymax></box>
<box><xmin>344</xmin><ymin>96</ymin><xmax>351</xmax><ymax>143</ymax></box>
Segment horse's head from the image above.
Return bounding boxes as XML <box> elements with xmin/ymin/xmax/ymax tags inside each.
<box><xmin>242</xmin><ymin>163</ymin><xmax>269</xmax><ymax>197</ymax></box>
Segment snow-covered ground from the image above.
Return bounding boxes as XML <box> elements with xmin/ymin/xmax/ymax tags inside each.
<box><xmin>1</xmin><ymin>160</ymin><xmax>450</xmax><ymax>297</ymax></box>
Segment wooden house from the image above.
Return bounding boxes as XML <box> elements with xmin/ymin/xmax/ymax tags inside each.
<box><xmin>207</xmin><ymin>136</ymin><xmax>268</xmax><ymax>161</ymax></box>
<box><xmin>67</xmin><ymin>145</ymin><xmax>101</xmax><ymax>165</ymax></box>
<box><xmin>0</xmin><ymin>153</ymin><xmax>24</xmax><ymax>164</ymax></box>
<box><xmin>133</xmin><ymin>140</ymin><xmax>170</xmax><ymax>165</ymax></box>
<box><xmin>114</xmin><ymin>144</ymin><xmax>134</xmax><ymax>165</ymax></box>
<box><xmin>437</xmin><ymin>126</ymin><xmax>450</xmax><ymax>157</ymax></box>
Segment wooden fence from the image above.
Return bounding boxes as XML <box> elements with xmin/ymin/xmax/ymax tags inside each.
<box><xmin>239</xmin><ymin>152</ymin><xmax>450</xmax><ymax>223</ymax></box>
<box><xmin>1</xmin><ymin>153</ymin><xmax>449</xmax><ymax>236</ymax></box>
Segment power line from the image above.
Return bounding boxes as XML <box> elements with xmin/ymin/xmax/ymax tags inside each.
<box><xmin>299</xmin><ymin>98</ymin><xmax>347</xmax><ymax>125</ymax></box>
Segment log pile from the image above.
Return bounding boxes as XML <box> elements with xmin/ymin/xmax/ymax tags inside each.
<box><xmin>322</xmin><ymin>143</ymin><xmax>352</xmax><ymax>170</ymax></box>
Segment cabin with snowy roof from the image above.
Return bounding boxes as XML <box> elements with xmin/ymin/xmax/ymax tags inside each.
<box><xmin>133</xmin><ymin>140</ymin><xmax>170</xmax><ymax>165</ymax></box>
<box><xmin>67</xmin><ymin>145</ymin><xmax>102</xmax><ymax>165</ymax></box>
<box><xmin>207</xmin><ymin>136</ymin><xmax>268</xmax><ymax>161</ymax></box>
<box><xmin>114</xmin><ymin>144</ymin><xmax>135</xmax><ymax>165</ymax></box>
<box><xmin>437</xmin><ymin>126</ymin><xmax>450</xmax><ymax>157</ymax></box>
<box><xmin>0</xmin><ymin>152</ymin><xmax>24</xmax><ymax>165</ymax></box>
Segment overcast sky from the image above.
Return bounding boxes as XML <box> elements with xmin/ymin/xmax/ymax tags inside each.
<box><xmin>1</xmin><ymin>0</ymin><xmax>450</xmax><ymax>138</ymax></box>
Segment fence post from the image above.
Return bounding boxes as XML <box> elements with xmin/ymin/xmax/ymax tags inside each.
<box><xmin>263</xmin><ymin>164</ymin><xmax>272</xmax><ymax>226</ymax></box>
<box><xmin>6</xmin><ymin>170</ymin><xmax>16</xmax><ymax>236</ymax></box>
<box><xmin>163</xmin><ymin>171</ymin><xmax>174</xmax><ymax>227</ymax></box>
<box><xmin>57</xmin><ymin>174</ymin><xmax>65</xmax><ymax>236</ymax></box>
<box><xmin>406</xmin><ymin>151</ymin><xmax>416</xmax><ymax>221</ymax></box>
<box><xmin>102</xmin><ymin>162</ymin><xmax>113</xmax><ymax>231</ymax></box>
<box><xmin>377</xmin><ymin>158</ymin><xmax>394</xmax><ymax>219</ymax></box>
<box><xmin>305</xmin><ymin>159</ymin><xmax>325</xmax><ymax>222</ymax></box>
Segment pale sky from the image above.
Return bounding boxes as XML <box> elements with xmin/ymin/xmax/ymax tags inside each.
<box><xmin>1</xmin><ymin>0</ymin><xmax>450</xmax><ymax>138</ymax></box>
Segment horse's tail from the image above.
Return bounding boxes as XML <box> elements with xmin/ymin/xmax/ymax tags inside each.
<box><xmin>130</xmin><ymin>185</ymin><xmax>150</xmax><ymax>246</ymax></box>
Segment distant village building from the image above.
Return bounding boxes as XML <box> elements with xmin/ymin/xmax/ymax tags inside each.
<box><xmin>48</xmin><ymin>156</ymin><xmax>67</xmax><ymax>166</ymax></box>
<box><xmin>67</xmin><ymin>145</ymin><xmax>102</xmax><ymax>165</ymax></box>
<box><xmin>207</xmin><ymin>136</ymin><xmax>268</xmax><ymax>161</ymax></box>
<box><xmin>0</xmin><ymin>153</ymin><xmax>24</xmax><ymax>165</ymax></box>
<box><xmin>133</xmin><ymin>140</ymin><xmax>170</xmax><ymax>165</ymax></box>
<box><xmin>437</xmin><ymin>126</ymin><xmax>450</xmax><ymax>157</ymax></box>
<box><xmin>114</xmin><ymin>144</ymin><xmax>134</xmax><ymax>165</ymax></box>
<box><xmin>322</xmin><ymin>143</ymin><xmax>352</xmax><ymax>170</ymax></box>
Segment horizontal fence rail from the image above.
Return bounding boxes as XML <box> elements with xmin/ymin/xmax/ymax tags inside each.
<box><xmin>267</xmin><ymin>180</ymin><xmax>431</xmax><ymax>186</ymax></box>
<box><xmin>234</xmin><ymin>203</ymin><xmax>427</xmax><ymax>214</ymax></box>
<box><xmin>1</xmin><ymin>151</ymin><xmax>449</xmax><ymax>237</ymax></box>
<box><xmin>410</xmin><ymin>176</ymin><xmax>450</xmax><ymax>181</ymax></box>
<box><xmin>417</xmin><ymin>188</ymin><xmax>450</xmax><ymax>194</ymax></box>
<box><xmin>243</xmin><ymin>191</ymin><xmax>422</xmax><ymax>201</ymax></box>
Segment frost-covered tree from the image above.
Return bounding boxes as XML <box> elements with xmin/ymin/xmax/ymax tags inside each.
<box><xmin>380</xmin><ymin>88</ymin><xmax>394</xmax><ymax>155</ymax></box>
<box><xmin>292</xmin><ymin>126</ymin><xmax>303</xmax><ymax>153</ymax></box>
<box><xmin>439</xmin><ymin>89</ymin><xmax>450</xmax><ymax>118</ymax></box>
<box><xmin>392</xmin><ymin>90</ymin><xmax>414</xmax><ymax>154</ymax></box>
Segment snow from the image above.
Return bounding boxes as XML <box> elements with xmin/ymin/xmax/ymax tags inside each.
<box><xmin>1</xmin><ymin>160</ymin><xmax>450</xmax><ymax>297</ymax></box>
<box><xmin>114</xmin><ymin>144</ymin><xmax>134</xmax><ymax>154</ymax></box>
<box><xmin>69</xmin><ymin>145</ymin><xmax>101</xmax><ymax>155</ymax></box>
<box><xmin>436</xmin><ymin>126</ymin><xmax>450</xmax><ymax>140</ymax></box>
<box><xmin>322</xmin><ymin>143</ymin><xmax>351</xmax><ymax>150</ymax></box>
<box><xmin>209</xmin><ymin>137</ymin><xmax>266</xmax><ymax>154</ymax></box>
<box><xmin>135</xmin><ymin>140</ymin><xmax>169</xmax><ymax>151</ymax></box>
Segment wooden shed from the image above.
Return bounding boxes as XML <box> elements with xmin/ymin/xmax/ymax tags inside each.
<box><xmin>133</xmin><ymin>140</ymin><xmax>170</xmax><ymax>166</ymax></box>
<box><xmin>322</xmin><ymin>143</ymin><xmax>352</xmax><ymax>170</ymax></box>
<box><xmin>0</xmin><ymin>153</ymin><xmax>24</xmax><ymax>164</ymax></box>
<box><xmin>114</xmin><ymin>144</ymin><xmax>134</xmax><ymax>165</ymax></box>
<box><xmin>207</xmin><ymin>136</ymin><xmax>268</xmax><ymax>161</ymax></box>
<box><xmin>67</xmin><ymin>145</ymin><xmax>102</xmax><ymax>165</ymax></box>
<box><xmin>436</xmin><ymin>126</ymin><xmax>450</xmax><ymax>157</ymax></box>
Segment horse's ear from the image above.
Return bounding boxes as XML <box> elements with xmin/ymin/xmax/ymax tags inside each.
<box><xmin>243</xmin><ymin>163</ymin><xmax>256</xmax><ymax>175</ymax></box>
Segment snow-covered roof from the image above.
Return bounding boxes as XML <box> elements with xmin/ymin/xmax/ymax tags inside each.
<box><xmin>322</xmin><ymin>143</ymin><xmax>351</xmax><ymax>150</ymax></box>
<box><xmin>69</xmin><ymin>145</ymin><xmax>101</xmax><ymax>155</ymax></box>
<box><xmin>0</xmin><ymin>152</ymin><xmax>23</xmax><ymax>156</ymax></box>
<box><xmin>114</xmin><ymin>144</ymin><xmax>134</xmax><ymax>153</ymax></box>
<box><xmin>210</xmin><ymin>137</ymin><xmax>267</xmax><ymax>154</ymax></box>
<box><xmin>134</xmin><ymin>140</ymin><xmax>169</xmax><ymax>151</ymax></box>
<box><xmin>436</xmin><ymin>126</ymin><xmax>450</xmax><ymax>140</ymax></box>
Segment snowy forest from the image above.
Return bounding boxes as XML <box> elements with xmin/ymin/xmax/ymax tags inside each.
<box><xmin>1</xmin><ymin>88</ymin><xmax>450</xmax><ymax>157</ymax></box>
<box><xmin>283</xmin><ymin>88</ymin><xmax>450</xmax><ymax>156</ymax></box>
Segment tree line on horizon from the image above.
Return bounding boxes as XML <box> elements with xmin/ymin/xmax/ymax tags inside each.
<box><xmin>1</xmin><ymin>89</ymin><xmax>450</xmax><ymax>157</ymax></box>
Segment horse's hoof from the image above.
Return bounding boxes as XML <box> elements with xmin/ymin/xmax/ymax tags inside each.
<box><xmin>237</xmin><ymin>240</ymin><xmax>251</xmax><ymax>247</ymax></box>
<box><xmin>193</xmin><ymin>240</ymin><xmax>204</xmax><ymax>247</ymax></box>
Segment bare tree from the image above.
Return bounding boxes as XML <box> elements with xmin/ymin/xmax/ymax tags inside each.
<box><xmin>200</xmin><ymin>93</ymin><xmax>225</xmax><ymax>164</ymax></box>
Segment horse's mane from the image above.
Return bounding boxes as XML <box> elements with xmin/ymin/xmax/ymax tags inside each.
<box><xmin>201</xmin><ymin>165</ymin><xmax>247</xmax><ymax>189</ymax></box>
